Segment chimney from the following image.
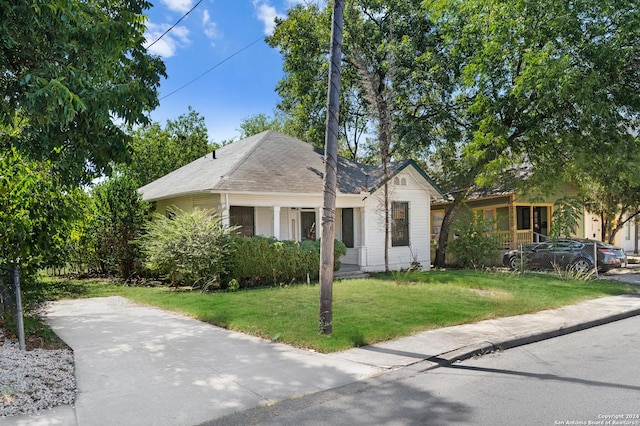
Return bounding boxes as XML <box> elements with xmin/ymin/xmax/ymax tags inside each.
<box><xmin>212</xmin><ymin>150</ymin><xmax>216</xmax><ymax>159</ymax></box>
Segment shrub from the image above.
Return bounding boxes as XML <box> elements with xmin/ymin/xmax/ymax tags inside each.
<box><xmin>446</xmin><ymin>216</ymin><xmax>501</xmax><ymax>269</ymax></box>
<box><xmin>228</xmin><ymin>237</ymin><xmax>347</xmax><ymax>288</ymax></box>
<box><xmin>139</xmin><ymin>208</ymin><xmax>237</xmax><ymax>289</ymax></box>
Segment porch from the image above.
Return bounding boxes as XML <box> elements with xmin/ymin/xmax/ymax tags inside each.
<box><xmin>493</xmin><ymin>229</ymin><xmax>549</xmax><ymax>250</ymax></box>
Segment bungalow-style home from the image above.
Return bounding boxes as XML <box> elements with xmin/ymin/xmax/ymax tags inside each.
<box><xmin>431</xmin><ymin>180</ymin><xmax>639</xmax><ymax>253</ymax></box>
<box><xmin>139</xmin><ymin>130</ymin><xmax>445</xmax><ymax>272</ymax></box>
<box><xmin>431</xmin><ymin>182</ymin><xmax>583</xmax><ymax>250</ymax></box>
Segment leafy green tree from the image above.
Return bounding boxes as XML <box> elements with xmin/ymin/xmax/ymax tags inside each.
<box><xmin>0</xmin><ymin>0</ymin><xmax>166</xmax><ymax>185</ymax></box>
<box><xmin>425</xmin><ymin>0</ymin><xmax>640</xmax><ymax>266</ymax></box>
<box><xmin>237</xmin><ymin>112</ymin><xmax>287</xmax><ymax>139</ymax></box>
<box><xmin>87</xmin><ymin>175</ymin><xmax>149</xmax><ymax>280</ymax></box>
<box><xmin>569</xmin><ymin>139</ymin><xmax>640</xmax><ymax>243</ymax></box>
<box><xmin>267</xmin><ymin>3</ymin><xmax>376</xmax><ymax>162</ymax></box>
<box><xmin>0</xmin><ymin>148</ymin><xmax>79</xmax><ymax>273</ymax></box>
<box><xmin>269</xmin><ymin>1</ymin><xmax>444</xmax><ymax>270</ymax></box>
<box><xmin>121</xmin><ymin>107</ymin><xmax>210</xmax><ymax>187</ymax></box>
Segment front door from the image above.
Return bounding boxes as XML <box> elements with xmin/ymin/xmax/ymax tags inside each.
<box><xmin>301</xmin><ymin>211</ymin><xmax>316</xmax><ymax>241</ymax></box>
<box><xmin>533</xmin><ymin>206</ymin><xmax>549</xmax><ymax>238</ymax></box>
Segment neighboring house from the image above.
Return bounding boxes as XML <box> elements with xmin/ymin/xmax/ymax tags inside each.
<box><xmin>432</xmin><ymin>182</ymin><xmax>589</xmax><ymax>251</ymax></box>
<box><xmin>431</xmin><ymin>181</ymin><xmax>640</xmax><ymax>253</ymax></box>
<box><xmin>139</xmin><ymin>130</ymin><xmax>444</xmax><ymax>272</ymax></box>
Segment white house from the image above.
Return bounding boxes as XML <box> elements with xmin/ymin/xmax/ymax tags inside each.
<box><xmin>139</xmin><ymin>130</ymin><xmax>444</xmax><ymax>272</ymax></box>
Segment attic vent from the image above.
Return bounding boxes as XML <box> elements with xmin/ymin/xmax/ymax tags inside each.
<box><xmin>394</xmin><ymin>176</ymin><xmax>408</xmax><ymax>185</ymax></box>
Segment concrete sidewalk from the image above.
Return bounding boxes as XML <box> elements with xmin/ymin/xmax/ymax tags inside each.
<box><xmin>5</xmin><ymin>293</ymin><xmax>640</xmax><ymax>426</ymax></box>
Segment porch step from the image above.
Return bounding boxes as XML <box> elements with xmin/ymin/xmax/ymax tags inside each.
<box><xmin>334</xmin><ymin>270</ymin><xmax>369</xmax><ymax>280</ymax></box>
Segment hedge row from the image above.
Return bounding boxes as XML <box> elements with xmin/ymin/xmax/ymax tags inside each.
<box><xmin>227</xmin><ymin>237</ymin><xmax>347</xmax><ymax>289</ymax></box>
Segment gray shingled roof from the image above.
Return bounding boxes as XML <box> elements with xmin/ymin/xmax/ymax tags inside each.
<box><xmin>139</xmin><ymin>130</ymin><xmax>439</xmax><ymax>201</ymax></box>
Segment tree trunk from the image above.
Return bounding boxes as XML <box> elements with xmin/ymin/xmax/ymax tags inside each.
<box><xmin>434</xmin><ymin>198</ymin><xmax>463</xmax><ymax>268</ymax></box>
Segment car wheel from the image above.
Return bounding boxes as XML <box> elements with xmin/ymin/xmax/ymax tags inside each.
<box><xmin>571</xmin><ymin>257</ymin><xmax>593</xmax><ymax>274</ymax></box>
<box><xmin>508</xmin><ymin>256</ymin><xmax>519</xmax><ymax>271</ymax></box>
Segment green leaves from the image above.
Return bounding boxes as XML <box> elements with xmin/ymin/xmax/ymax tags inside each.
<box><xmin>140</xmin><ymin>209</ymin><xmax>237</xmax><ymax>289</ymax></box>
<box><xmin>119</xmin><ymin>107</ymin><xmax>211</xmax><ymax>187</ymax></box>
<box><xmin>0</xmin><ymin>148</ymin><xmax>79</xmax><ymax>271</ymax></box>
<box><xmin>1</xmin><ymin>0</ymin><xmax>166</xmax><ymax>185</ymax></box>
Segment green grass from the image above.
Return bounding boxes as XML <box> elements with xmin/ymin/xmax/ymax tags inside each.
<box><xmin>32</xmin><ymin>270</ymin><xmax>637</xmax><ymax>353</ymax></box>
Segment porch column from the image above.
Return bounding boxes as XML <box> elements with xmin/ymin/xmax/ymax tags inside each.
<box><xmin>221</xmin><ymin>193</ymin><xmax>230</xmax><ymax>228</ymax></box>
<box><xmin>273</xmin><ymin>206</ymin><xmax>281</xmax><ymax>240</ymax></box>
<box><xmin>359</xmin><ymin>207</ymin><xmax>367</xmax><ymax>267</ymax></box>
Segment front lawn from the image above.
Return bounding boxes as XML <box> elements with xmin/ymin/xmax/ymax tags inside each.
<box><xmin>35</xmin><ymin>270</ymin><xmax>636</xmax><ymax>352</ymax></box>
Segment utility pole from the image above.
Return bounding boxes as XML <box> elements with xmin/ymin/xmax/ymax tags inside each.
<box><xmin>319</xmin><ymin>0</ymin><xmax>344</xmax><ymax>335</ymax></box>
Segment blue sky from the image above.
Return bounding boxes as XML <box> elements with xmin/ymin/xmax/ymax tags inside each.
<box><xmin>143</xmin><ymin>0</ymin><xmax>319</xmax><ymax>144</ymax></box>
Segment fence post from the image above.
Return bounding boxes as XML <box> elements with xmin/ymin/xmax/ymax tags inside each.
<box><xmin>519</xmin><ymin>243</ymin><xmax>523</xmax><ymax>273</ymax></box>
<box><xmin>14</xmin><ymin>267</ymin><xmax>26</xmax><ymax>351</ymax></box>
<box><xmin>593</xmin><ymin>242</ymin><xmax>599</xmax><ymax>278</ymax></box>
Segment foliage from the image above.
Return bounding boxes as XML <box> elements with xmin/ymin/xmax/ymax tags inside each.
<box><xmin>228</xmin><ymin>237</ymin><xmax>346</xmax><ymax>289</ymax></box>
<box><xmin>569</xmin><ymin>138</ymin><xmax>640</xmax><ymax>243</ymax></box>
<box><xmin>0</xmin><ymin>148</ymin><xmax>80</xmax><ymax>274</ymax></box>
<box><xmin>0</xmin><ymin>0</ymin><xmax>166</xmax><ymax>185</ymax></box>
<box><xmin>425</xmin><ymin>0</ymin><xmax>640</xmax><ymax>266</ymax></box>
<box><xmin>83</xmin><ymin>175</ymin><xmax>149</xmax><ymax>280</ymax></box>
<box><xmin>140</xmin><ymin>209</ymin><xmax>237</xmax><ymax>290</ymax></box>
<box><xmin>120</xmin><ymin>107</ymin><xmax>211</xmax><ymax>187</ymax></box>
<box><xmin>446</xmin><ymin>214</ymin><xmax>501</xmax><ymax>269</ymax></box>
<box><xmin>549</xmin><ymin>196</ymin><xmax>584</xmax><ymax>239</ymax></box>
<box><xmin>267</xmin><ymin>3</ymin><xmax>378</xmax><ymax>162</ymax></box>
<box><xmin>236</xmin><ymin>112</ymin><xmax>288</xmax><ymax>139</ymax></box>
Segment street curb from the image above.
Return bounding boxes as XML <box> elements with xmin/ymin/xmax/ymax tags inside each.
<box><xmin>428</xmin><ymin>307</ymin><xmax>640</xmax><ymax>367</ymax></box>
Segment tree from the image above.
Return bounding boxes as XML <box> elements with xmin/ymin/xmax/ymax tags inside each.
<box><xmin>424</xmin><ymin>0</ymin><xmax>640</xmax><ymax>266</ymax></box>
<box><xmin>267</xmin><ymin>3</ymin><xmax>376</xmax><ymax>162</ymax></box>
<box><xmin>0</xmin><ymin>0</ymin><xmax>166</xmax><ymax>185</ymax></box>
<box><xmin>86</xmin><ymin>175</ymin><xmax>149</xmax><ymax>280</ymax></box>
<box><xmin>121</xmin><ymin>107</ymin><xmax>210</xmax><ymax>187</ymax></box>
<box><xmin>0</xmin><ymin>148</ymin><xmax>79</xmax><ymax>273</ymax></box>
<box><xmin>236</xmin><ymin>112</ymin><xmax>287</xmax><ymax>139</ymax></box>
<box><xmin>570</xmin><ymin>138</ymin><xmax>640</xmax><ymax>243</ymax></box>
<box><xmin>269</xmin><ymin>1</ymin><xmax>444</xmax><ymax>271</ymax></box>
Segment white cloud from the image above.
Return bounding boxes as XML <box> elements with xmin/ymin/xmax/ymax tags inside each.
<box><xmin>202</xmin><ymin>9</ymin><xmax>219</xmax><ymax>41</ymax></box>
<box><xmin>252</xmin><ymin>1</ymin><xmax>284</xmax><ymax>35</ymax></box>
<box><xmin>160</xmin><ymin>0</ymin><xmax>193</xmax><ymax>13</ymax></box>
<box><xmin>144</xmin><ymin>22</ymin><xmax>191</xmax><ymax>58</ymax></box>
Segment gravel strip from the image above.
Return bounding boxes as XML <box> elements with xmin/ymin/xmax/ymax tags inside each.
<box><xmin>0</xmin><ymin>338</ymin><xmax>76</xmax><ymax>418</ymax></box>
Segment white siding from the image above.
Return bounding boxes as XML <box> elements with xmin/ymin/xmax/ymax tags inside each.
<box><xmin>361</xmin><ymin>169</ymin><xmax>433</xmax><ymax>272</ymax></box>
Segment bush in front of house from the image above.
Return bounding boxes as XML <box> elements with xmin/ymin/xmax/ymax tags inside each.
<box><xmin>228</xmin><ymin>237</ymin><xmax>347</xmax><ymax>289</ymax></box>
<box><xmin>446</xmin><ymin>215</ymin><xmax>501</xmax><ymax>269</ymax></box>
<box><xmin>140</xmin><ymin>208</ymin><xmax>237</xmax><ymax>290</ymax></box>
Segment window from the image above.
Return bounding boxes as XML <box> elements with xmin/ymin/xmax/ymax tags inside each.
<box><xmin>342</xmin><ymin>208</ymin><xmax>354</xmax><ymax>248</ymax></box>
<box><xmin>392</xmin><ymin>201</ymin><xmax>409</xmax><ymax>247</ymax></box>
<box><xmin>230</xmin><ymin>206</ymin><xmax>255</xmax><ymax>237</ymax></box>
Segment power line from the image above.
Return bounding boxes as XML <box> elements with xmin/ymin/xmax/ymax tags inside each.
<box><xmin>145</xmin><ymin>0</ymin><xmax>204</xmax><ymax>50</ymax></box>
<box><xmin>159</xmin><ymin>35</ymin><xmax>265</xmax><ymax>100</ymax></box>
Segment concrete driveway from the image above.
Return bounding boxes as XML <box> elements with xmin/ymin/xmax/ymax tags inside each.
<box><xmin>15</xmin><ymin>297</ymin><xmax>381</xmax><ymax>426</ymax></box>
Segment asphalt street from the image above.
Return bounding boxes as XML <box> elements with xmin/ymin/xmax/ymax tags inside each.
<box><xmin>209</xmin><ymin>315</ymin><xmax>640</xmax><ymax>426</ymax></box>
